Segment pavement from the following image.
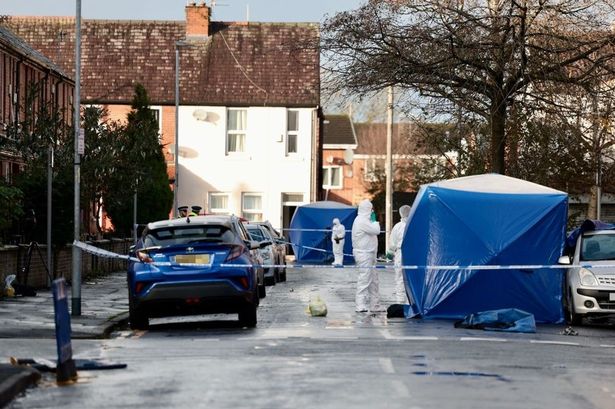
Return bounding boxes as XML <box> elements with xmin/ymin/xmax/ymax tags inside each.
<box><xmin>0</xmin><ymin>271</ymin><xmax>128</xmax><ymax>407</ymax></box>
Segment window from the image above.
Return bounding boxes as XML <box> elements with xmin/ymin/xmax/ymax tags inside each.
<box><xmin>323</xmin><ymin>166</ymin><xmax>342</xmax><ymax>189</ymax></box>
<box><xmin>364</xmin><ymin>158</ymin><xmax>385</xmax><ymax>182</ymax></box>
<box><xmin>208</xmin><ymin>193</ymin><xmax>229</xmax><ymax>215</ymax></box>
<box><xmin>242</xmin><ymin>193</ymin><xmax>263</xmax><ymax>222</ymax></box>
<box><xmin>227</xmin><ymin>109</ymin><xmax>247</xmax><ymax>153</ymax></box>
<box><xmin>148</xmin><ymin>107</ymin><xmax>162</xmax><ymax>141</ymax></box>
<box><xmin>286</xmin><ymin>110</ymin><xmax>299</xmax><ymax>154</ymax></box>
<box><xmin>282</xmin><ymin>193</ymin><xmax>303</xmax><ymax>203</ymax></box>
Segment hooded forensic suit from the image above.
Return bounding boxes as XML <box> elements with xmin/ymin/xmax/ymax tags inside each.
<box><xmin>388</xmin><ymin>205</ymin><xmax>411</xmax><ymax>304</ymax></box>
<box><xmin>331</xmin><ymin>218</ymin><xmax>346</xmax><ymax>265</ymax></box>
<box><xmin>351</xmin><ymin>199</ymin><xmax>382</xmax><ymax>312</ymax></box>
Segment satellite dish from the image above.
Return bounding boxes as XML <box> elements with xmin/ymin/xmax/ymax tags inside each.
<box><xmin>343</xmin><ymin>148</ymin><xmax>354</xmax><ymax>165</ymax></box>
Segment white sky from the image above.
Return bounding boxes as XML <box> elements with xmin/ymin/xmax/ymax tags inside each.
<box><xmin>1</xmin><ymin>0</ymin><xmax>366</xmax><ymax>23</ymax></box>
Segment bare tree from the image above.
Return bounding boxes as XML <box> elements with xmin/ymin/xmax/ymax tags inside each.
<box><xmin>322</xmin><ymin>0</ymin><xmax>615</xmax><ymax>174</ymax></box>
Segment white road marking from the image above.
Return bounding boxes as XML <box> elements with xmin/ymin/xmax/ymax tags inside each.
<box><xmin>379</xmin><ymin>330</ymin><xmax>438</xmax><ymax>341</ymax></box>
<box><xmin>600</xmin><ymin>344</ymin><xmax>615</xmax><ymax>348</ymax></box>
<box><xmin>391</xmin><ymin>380</ymin><xmax>411</xmax><ymax>397</ymax></box>
<box><xmin>530</xmin><ymin>340</ymin><xmax>580</xmax><ymax>346</ymax></box>
<box><xmin>379</xmin><ymin>357</ymin><xmax>395</xmax><ymax>374</ymax></box>
<box><xmin>459</xmin><ymin>337</ymin><xmax>507</xmax><ymax>342</ymax></box>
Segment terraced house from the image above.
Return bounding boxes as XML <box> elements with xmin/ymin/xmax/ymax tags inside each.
<box><xmin>4</xmin><ymin>1</ymin><xmax>322</xmax><ymax>232</ymax></box>
<box><xmin>0</xmin><ymin>25</ymin><xmax>74</xmax><ymax>183</ymax></box>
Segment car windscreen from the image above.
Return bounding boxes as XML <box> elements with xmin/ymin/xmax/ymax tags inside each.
<box><xmin>580</xmin><ymin>234</ymin><xmax>615</xmax><ymax>261</ymax></box>
<box><xmin>143</xmin><ymin>225</ymin><xmax>237</xmax><ymax>247</ymax></box>
<box><xmin>247</xmin><ymin>226</ymin><xmax>266</xmax><ymax>241</ymax></box>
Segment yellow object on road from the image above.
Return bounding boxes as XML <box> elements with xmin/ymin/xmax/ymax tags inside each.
<box><xmin>308</xmin><ymin>296</ymin><xmax>327</xmax><ymax>317</ymax></box>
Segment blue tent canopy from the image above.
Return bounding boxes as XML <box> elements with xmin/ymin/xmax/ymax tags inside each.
<box><xmin>401</xmin><ymin>174</ymin><xmax>568</xmax><ymax>323</ymax></box>
<box><xmin>289</xmin><ymin>201</ymin><xmax>357</xmax><ymax>263</ymax></box>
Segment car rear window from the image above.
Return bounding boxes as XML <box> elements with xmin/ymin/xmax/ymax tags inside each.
<box><xmin>247</xmin><ymin>226</ymin><xmax>266</xmax><ymax>241</ymax></box>
<box><xmin>144</xmin><ymin>225</ymin><xmax>236</xmax><ymax>247</ymax></box>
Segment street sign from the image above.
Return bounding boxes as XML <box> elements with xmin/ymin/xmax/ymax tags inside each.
<box><xmin>78</xmin><ymin>128</ymin><xmax>85</xmax><ymax>155</ymax></box>
<box><xmin>52</xmin><ymin>278</ymin><xmax>77</xmax><ymax>383</ymax></box>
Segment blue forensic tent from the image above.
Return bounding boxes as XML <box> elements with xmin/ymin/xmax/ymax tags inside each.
<box><xmin>289</xmin><ymin>201</ymin><xmax>357</xmax><ymax>263</ymax></box>
<box><xmin>401</xmin><ymin>174</ymin><xmax>568</xmax><ymax>323</ymax></box>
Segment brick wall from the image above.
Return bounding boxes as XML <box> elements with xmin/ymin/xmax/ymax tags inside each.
<box><xmin>0</xmin><ymin>239</ymin><xmax>131</xmax><ymax>289</ymax></box>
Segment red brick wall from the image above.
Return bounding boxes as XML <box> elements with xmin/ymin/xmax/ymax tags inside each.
<box><xmin>0</xmin><ymin>239</ymin><xmax>131</xmax><ymax>289</ymax></box>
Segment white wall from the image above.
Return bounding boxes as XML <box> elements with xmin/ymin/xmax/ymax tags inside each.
<box><xmin>177</xmin><ymin>105</ymin><xmax>315</xmax><ymax>228</ymax></box>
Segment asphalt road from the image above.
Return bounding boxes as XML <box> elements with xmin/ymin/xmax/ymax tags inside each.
<box><xmin>5</xmin><ymin>266</ymin><xmax>615</xmax><ymax>409</ymax></box>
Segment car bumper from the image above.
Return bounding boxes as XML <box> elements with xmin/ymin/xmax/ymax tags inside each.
<box><xmin>573</xmin><ymin>288</ymin><xmax>615</xmax><ymax>314</ymax></box>
<box><xmin>134</xmin><ymin>280</ymin><xmax>256</xmax><ymax>318</ymax></box>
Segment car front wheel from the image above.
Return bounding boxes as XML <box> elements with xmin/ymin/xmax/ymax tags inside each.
<box><xmin>566</xmin><ymin>288</ymin><xmax>583</xmax><ymax>326</ymax></box>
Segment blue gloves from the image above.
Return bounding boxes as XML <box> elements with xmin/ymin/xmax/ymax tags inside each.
<box><xmin>370</xmin><ymin>211</ymin><xmax>377</xmax><ymax>222</ymax></box>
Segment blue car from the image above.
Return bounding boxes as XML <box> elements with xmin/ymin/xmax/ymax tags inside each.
<box><xmin>127</xmin><ymin>215</ymin><xmax>264</xmax><ymax>329</ymax></box>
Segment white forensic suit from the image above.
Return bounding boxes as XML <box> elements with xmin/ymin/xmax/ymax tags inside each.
<box><xmin>331</xmin><ymin>218</ymin><xmax>346</xmax><ymax>266</ymax></box>
<box><xmin>352</xmin><ymin>199</ymin><xmax>382</xmax><ymax>312</ymax></box>
<box><xmin>388</xmin><ymin>205</ymin><xmax>411</xmax><ymax>304</ymax></box>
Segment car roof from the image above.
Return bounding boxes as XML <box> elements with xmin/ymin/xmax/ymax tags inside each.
<box><xmin>147</xmin><ymin>215</ymin><xmax>234</xmax><ymax>230</ymax></box>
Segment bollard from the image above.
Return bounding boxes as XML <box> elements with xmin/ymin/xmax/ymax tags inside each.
<box><xmin>52</xmin><ymin>279</ymin><xmax>77</xmax><ymax>384</ymax></box>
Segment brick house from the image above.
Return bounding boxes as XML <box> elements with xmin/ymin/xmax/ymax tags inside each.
<box><xmin>322</xmin><ymin>119</ymin><xmax>435</xmax><ymax>207</ymax></box>
<box><xmin>0</xmin><ymin>26</ymin><xmax>74</xmax><ymax>183</ymax></box>
<box><xmin>4</xmin><ymin>1</ymin><xmax>322</xmax><ymax>232</ymax></box>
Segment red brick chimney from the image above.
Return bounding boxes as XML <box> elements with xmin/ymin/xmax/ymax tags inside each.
<box><xmin>185</xmin><ymin>1</ymin><xmax>211</xmax><ymax>37</ymax></box>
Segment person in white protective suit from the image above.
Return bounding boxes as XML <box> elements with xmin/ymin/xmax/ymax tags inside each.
<box><xmin>387</xmin><ymin>205</ymin><xmax>411</xmax><ymax>304</ymax></box>
<box><xmin>352</xmin><ymin>199</ymin><xmax>382</xmax><ymax>312</ymax></box>
<box><xmin>331</xmin><ymin>218</ymin><xmax>346</xmax><ymax>266</ymax></box>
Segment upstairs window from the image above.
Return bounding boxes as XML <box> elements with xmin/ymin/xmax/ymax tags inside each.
<box><xmin>286</xmin><ymin>110</ymin><xmax>299</xmax><ymax>154</ymax></box>
<box><xmin>227</xmin><ymin>109</ymin><xmax>247</xmax><ymax>153</ymax></box>
<box><xmin>323</xmin><ymin>166</ymin><xmax>342</xmax><ymax>189</ymax></box>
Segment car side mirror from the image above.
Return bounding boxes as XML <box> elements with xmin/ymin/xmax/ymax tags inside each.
<box><xmin>249</xmin><ymin>240</ymin><xmax>260</xmax><ymax>250</ymax></box>
<box><xmin>558</xmin><ymin>256</ymin><xmax>571</xmax><ymax>265</ymax></box>
<box><xmin>259</xmin><ymin>240</ymin><xmax>272</xmax><ymax>248</ymax></box>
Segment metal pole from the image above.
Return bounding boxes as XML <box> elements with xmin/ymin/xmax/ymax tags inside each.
<box><xmin>71</xmin><ymin>0</ymin><xmax>82</xmax><ymax>316</ymax></box>
<box><xmin>385</xmin><ymin>86</ymin><xmax>393</xmax><ymax>251</ymax></box>
<box><xmin>133</xmin><ymin>182</ymin><xmax>138</xmax><ymax>243</ymax></box>
<box><xmin>47</xmin><ymin>146</ymin><xmax>53</xmax><ymax>287</ymax></box>
<box><xmin>174</xmin><ymin>46</ymin><xmax>180</xmax><ymax>218</ymax></box>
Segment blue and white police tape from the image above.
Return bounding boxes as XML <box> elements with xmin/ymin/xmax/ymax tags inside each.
<box><xmin>74</xmin><ymin>241</ymin><xmax>614</xmax><ymax>271</ymax></box>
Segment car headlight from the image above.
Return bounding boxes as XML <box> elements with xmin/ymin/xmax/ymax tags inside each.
<box><xmin>579</xmin><ymin>268</ymin><xmax>599</xmax><ymax>286</ymax></box>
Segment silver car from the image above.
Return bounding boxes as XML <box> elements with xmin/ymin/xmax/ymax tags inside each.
<box><xmin>559</xmin><ymin>229</ymin><xmax>615</xmax><ymax>325</ymax></box>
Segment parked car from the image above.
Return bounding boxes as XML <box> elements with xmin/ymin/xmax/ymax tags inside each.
<box><xmin>127</xmin><ymin>215</ymin><xmax>266</xmax><ymax>330</ymax></box>
<box><xmin>245</xmin><ymin>223</ymin><xmax>279</xmax><ymax>285</ymax></box>
<box><xmin>559</xmin><ymin>225</ymin><xmax>615</xmax><ymax>325</ymax></box>
<box><xmin>255</xmin><ymin>221</ymin><xmax>287</xmax><ymax>282</ymax></box>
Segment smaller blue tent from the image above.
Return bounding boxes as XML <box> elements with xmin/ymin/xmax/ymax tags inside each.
<box><xmin>289</xmin><ymin>201</ymin><xmax>357</xmax><ymax>263</ymax></box>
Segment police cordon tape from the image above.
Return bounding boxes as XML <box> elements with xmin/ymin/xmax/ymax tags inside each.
<box><xmin>73</xmin><ymin>240</ymin><xmax>612</xmax><ymax>271</ymax></box>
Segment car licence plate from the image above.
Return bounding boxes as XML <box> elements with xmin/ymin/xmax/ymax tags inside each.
<box><xmin>610</xmin><ymin>293</ymin><xmax>615</xmax><ymax>302</ymax></box>
<box><xmin>174</xmin><ymin>254</ymin><xmax>211</xmax><ymax>264</ymax></box>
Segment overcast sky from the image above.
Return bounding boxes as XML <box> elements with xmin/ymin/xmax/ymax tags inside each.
<box><xmin>2</xmin><ymin>0</ymin><xmax>365</xmax><ymax>23</ymax></box>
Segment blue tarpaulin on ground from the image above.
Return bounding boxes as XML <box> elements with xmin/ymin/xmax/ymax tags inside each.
<box><xmin>454</xmin><ymin>308</ymin><xmax>536</xmax><ymax>333</ymax></box>
<box><xmin>401</xmin><ymin>174</ymin><xmax>568</xmax><ymax>323</ymax></box>
<box><xmin>289</xmin><ymin>201</ymin><xmax>357</xmax><ymax>263</ymax></box>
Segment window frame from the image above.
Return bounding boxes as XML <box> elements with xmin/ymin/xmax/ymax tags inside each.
<box><xmin>226</xmin><ymin>108</ymin><xmax>247</xmax><ymax>154</ymax></box>
<box><xmin>241</xmin><ymin>192</ymin><xmax>264</xmax><ymax>222</ymax></box>
<box><xmin>286</xmin><ymin>109</ymin><xmax>299</xmax><ymax>155</ymax></box>
<box><xmin>323</xmin><ymin>166</ymin><xmax>343</xmax><ymax>189</ymax></box>
<box><xmin>208</xmin><ymin>192</ymin><xmax>230</xmax><ymax>215</ymax></box>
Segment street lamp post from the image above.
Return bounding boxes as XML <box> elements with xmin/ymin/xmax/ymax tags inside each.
<box><xmin>174</xmin><ymin>45</ymin><xmax>180</xmax><ymax>218</ymax></box>
<box><xmin>71</xmin><ymin>0</ymin><xmax>82</xmax><ymax>316</ymax></box>
<box><xmin>385</xmin><ymin>86</ymin><xmax>394</xmax><ymax>251</ymax></box>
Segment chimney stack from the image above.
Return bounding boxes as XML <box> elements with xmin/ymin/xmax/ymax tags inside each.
<box><xmin>185</xmin><ymin>1</ymin><xmax>211</xmax><ymax>37</ymax></box>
